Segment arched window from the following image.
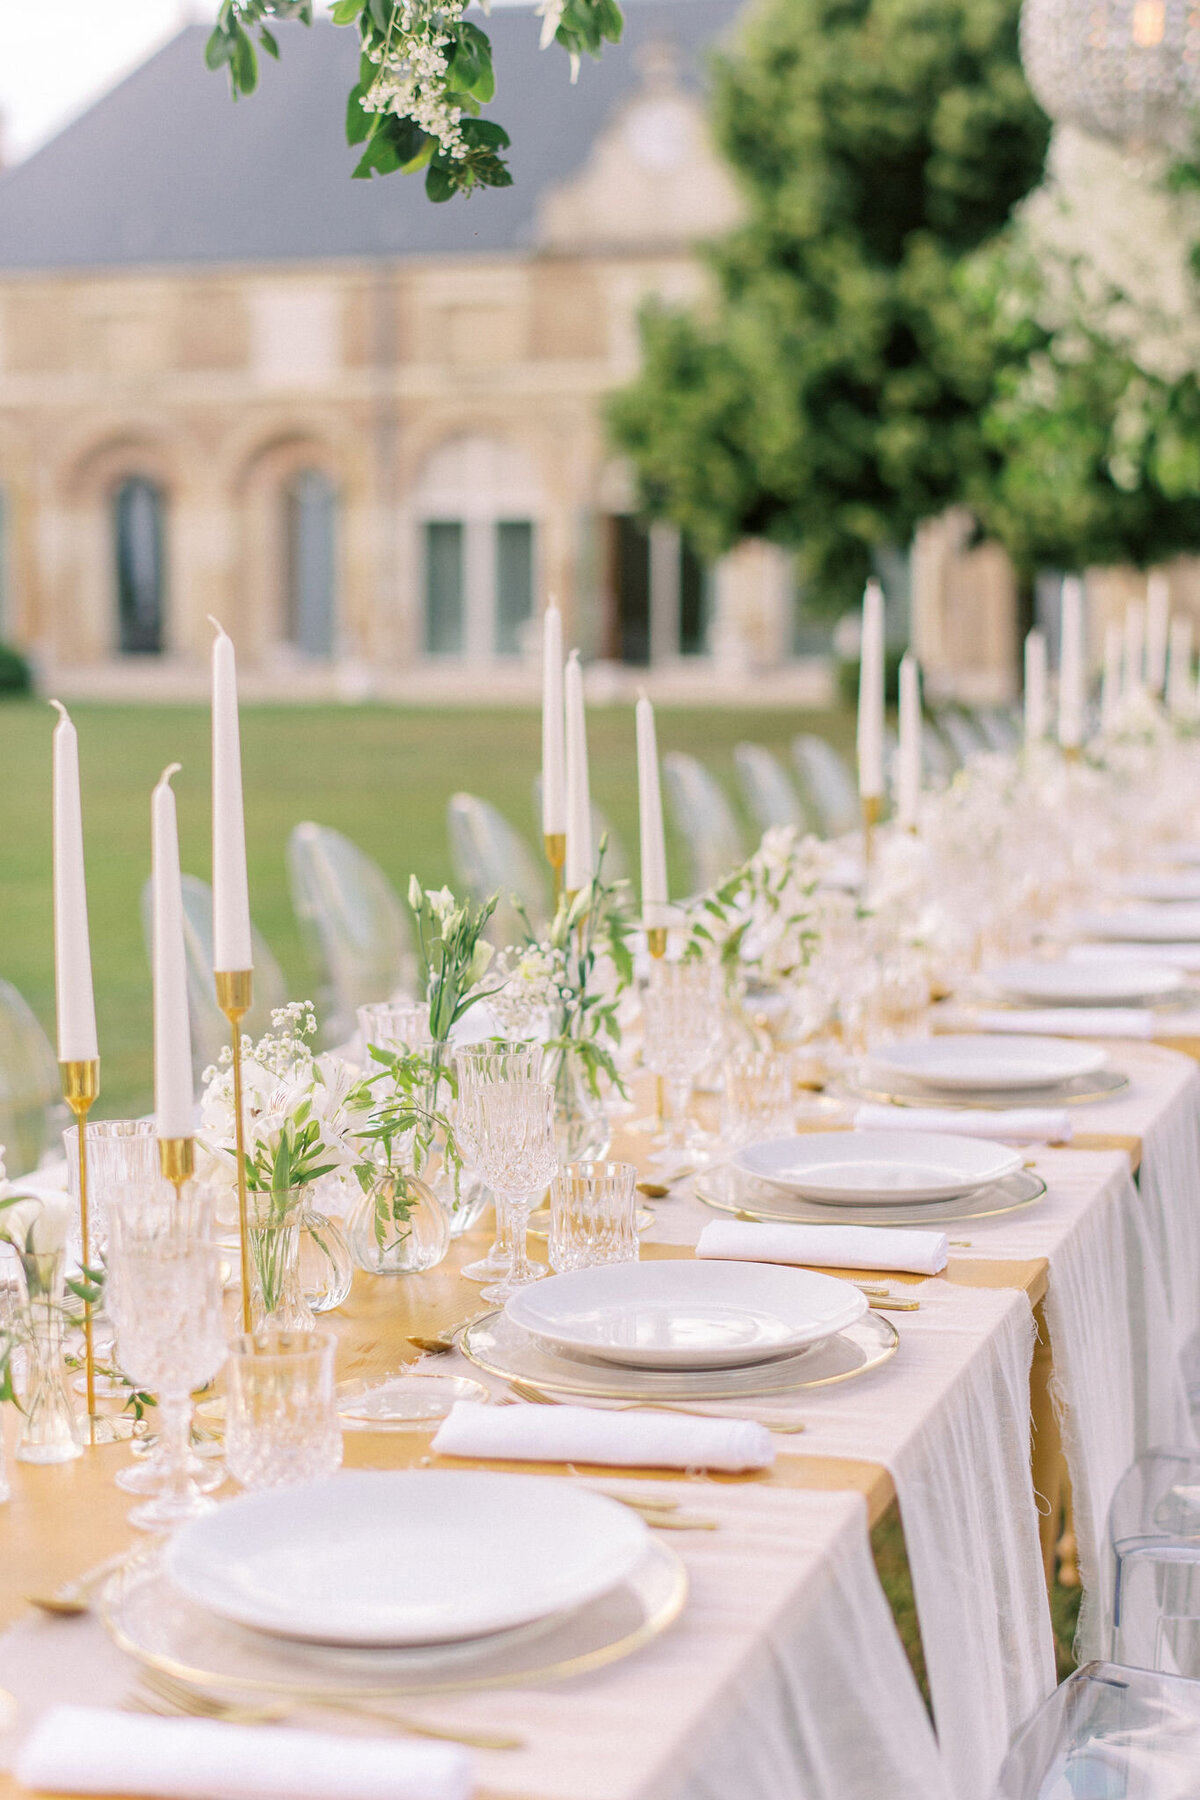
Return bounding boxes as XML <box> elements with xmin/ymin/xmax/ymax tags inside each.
<box><xmin>113</xmin><ymin>477</ymin><xmax>165</xmax><ymax>655</ymax></box>
<box><xmin>413</xmin><ymin>438</ymin><xmax>541</xmax><ymax>660</ymax></box>
<box><xmin>283</xmin><ymin>468</ymin><xmax>337</xmax><ymax>657</ymax></box>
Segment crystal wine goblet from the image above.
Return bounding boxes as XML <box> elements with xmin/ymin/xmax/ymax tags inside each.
<box><xmin>468</xmin><ymin>1076</ymin><xmax>558</xmax><ymax>1304</ymax></box>
<box><xmin>106</xmin><ymin>1197</ymin><xmax>228</xmax><ymax>1531</ymax></box>
<box><xmin>454</xmin><ymin>1043</ymin><xmax>543</xmax><ymax>1284</ymax></box>
<box><xmin>641</xmin><ymin>960</ymin><xmax>724</xmax><ymax>1158</ymax></box>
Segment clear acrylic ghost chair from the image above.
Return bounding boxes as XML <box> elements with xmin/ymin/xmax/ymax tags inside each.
<box><xmin>791</xmin><ymin>734</ymin><xmax>859</xmax><ymax>838</ymax></box>
<box><xmin>287</xmin><ymin>823</ymin><xmax>416</xmax><ymax>1049</ymax></box>
<box><xmin>661</xmin><ymin>752</ymin><xmax>745</xmax><ymax>894</ymax></box>
<box><xmin>733</xmin><ymin>743</ymin><xmax>808</xmax><ymax>835</ymax></box>
<box><xmin>975</xmin><ymin>707</ymin><xmax>1021</xmax><ymax>754</ymax></box>
<box><xmin>1108</xmin><ymin>1450</ymin><xmax>1200</xmax><ymax>1678</ymax></box>
<box><xmin>0</xmin><ymin>979</ymin><xmax>65</xmax><ymax>1176</ymax></box>
<box><xmin>140</xmin><ymin>876</ymin><xmax>288</xmax><ymax>1086</ymax></box>
<box><xmin>995</xmin><ymin>1661</ymin><xmax>1200</xmax><ymax>1800</ymax></box>
<box><xmin>447</xmin><ymin>793</ymin><xmax>549</xmax><ymax>947</ymax></box>
<box><xmin>922</xmin><ymin>718</ymin><xmax>957</xmax><ymax>782</ymax></box>
<box><xmin>529</xmin><ymin>777</ymin><xmax>629</xmax><ymax>884</ymax></box>
<box><xmin>934</xmin><ymin>707</ymin><xmax>988</xmax><ymax>766</ymax></box>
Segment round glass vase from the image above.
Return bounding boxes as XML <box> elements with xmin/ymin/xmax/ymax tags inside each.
<box><xmin>345</xmin><ymin>1169</ymin><xmax>451</xmax><ymax>1276</ymax></box>
<box><xmin>245</xmin><ymin>1189</ymin><xmax>319</xmax><ymax>1333</ymax></box>
<box><xmin>16</xmin><ymin>1247</ymin><xmax>83</xmax><ymax>1465</ymax></box>
<box><xmin>551</xmin><ymin>1046</ymin><xmax>612</xmax><ymax>1165</ymax></box>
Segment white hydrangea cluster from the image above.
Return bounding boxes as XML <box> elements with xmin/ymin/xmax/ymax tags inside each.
<box><xmin>361</xmin><ymin>0</ymin><xmax>469</xmax><ymax>159</ymax></box>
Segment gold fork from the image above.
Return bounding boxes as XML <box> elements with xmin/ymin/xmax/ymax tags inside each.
<box><xmin>132</xmin><ymin>1669</ymin><xmax>524</xmax><ymax>1751</ymax></box>
<box><xmin>509</xmin><ymin>1378</ymin><xmax>805</xmax><ymax>1433</ymax></box>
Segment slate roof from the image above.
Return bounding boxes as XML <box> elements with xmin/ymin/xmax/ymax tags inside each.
<box><xmin>0</xmin><ymin>1</ymin><xmax>741</xmax><ymax>271</ymax></box>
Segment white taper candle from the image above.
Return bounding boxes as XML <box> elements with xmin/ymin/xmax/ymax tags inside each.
<box><xmin>635</xmin><ymin>693</ymin><xmax>670</xmax><ymax>928</ymax></box>
<box><xmin>152</xmin><ymin>765</ymin><xmax>194</xmax><ymax>1140</ymax></box>
<box><xmin>564</xmin><ymin>650</ymin><xmax>593</xmax><ymax>893</ymax></box>
<box><xmin>1101</xmin><ymin>623</ymin><xmax>1123</xmax><ymax>736</ymax></box>
<box><xmin>1057</xmin><ymin>577</ymin><xmax>1085</xmax><ymax>750</ymax></box>
<box><xmin>541</xmin><ymin>603</ymin><xmax>566</xmax><ymax>838</ymax></box>
<box><xmin>896</xmin><ymin>654</ymin><xmax>922</xmax><ymax>830</ymax></box>
<box><xmin>1167</xmin><ymin>616</ymin><xmax>1194</xmax><ymax>717</ymax></box>
<box><xmin>210</xmin><ymin>619</ymin><xmax>253</xmax><ymax>973</ymax></box>
<box><xmin>857</xmin><ymin>580</ymin><xmax>885</xmax><ymax>799</ymax></box>
<box><xmin>1023</xmin><ymin>630</ymin><xmax>1047</xmax><ymax>744</ymax></box>
<box><xmin>1146</xmin><ymin>573</ymin><xmax>1170</xmax><ymax>697</ymax></box>
<box><xmin>50</xmin><ymin>701</ymin><xmax>98</xmax><ymax>1063</ymax></box>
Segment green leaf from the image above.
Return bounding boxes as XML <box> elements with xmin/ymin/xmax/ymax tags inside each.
<box><xmin>331</xmin><ymin>0</ymin><xmax>363</xmax><ymax>21</ymax></box>
<box><xmin>346</xmin><ymin>80</ymin><xmax>372</xmax><ymax>144</ymax></box>
<box><xmin>367</xmin><ymin>0</ymin><xmax>390</xmax><ymax>29</ymax></box>
<box><xmin>259</xmin><ymin>25</ymin><xmax>280</xmax><ymax>59</ymax></box>
<box><xmin>449</xmin><ymin>21</ymin><xmax>496</xmax><ymax>103</ymax></box>
<box><xmin>231</xmin><ymin>24</ymin><xmax>258</xmax><ymax>94</ymax></box>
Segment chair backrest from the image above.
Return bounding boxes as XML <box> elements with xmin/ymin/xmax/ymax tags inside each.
<box><xmin>791</xmin><ymin>734</ymin><xmax>859</xmax><ymax>838</ymax></box>
<box><xmin>934</xmin><ymin>708</ymin><xmax>987</xmax><ymax>766</ymax></box>
<box><xmin>140</xmin><ymin>875</ymin><xmax>289</xmax><ymax>1085</ymax></box>
<box><xmin>920</xmin><ymin>719</ymin><xmax>956</xmax><ymax>783</ymax></box>
<box><xmin>529</xmin><ymin>776</ymin><xmax>630</xmax><ymax>885</ymax></box>
<box><xmin>973</xmin><ymin>707</ymin><xmax>1020</xmax><ymax>755</ymax></box>
<box><xmin>447</xmin><ymin>793</ymin><xmax>549</xmax><ymax>947</ymax></box>
<box><xmin>733</xmin><ymin>743</ymin><xmax>807</xmax><ymax>835</ymax></box>
<box><xmin>661</xmin><ymin>752</ymin><xmax>744</xmax><ymax>894</ymax></box>
<box><xmin>286</xmin><ymin>824</ymin><xmax>415</xmax><ymax>1048</ymax></box>
<box><xmin>995</xmin><ymin>1661</ymin><xmax>1200</xmax><ymax>1799</ymax></box>
<box><xmin>0</xmin><ymin>979</ymin><xmax>64</xmax><ymax>1175</ymax></box>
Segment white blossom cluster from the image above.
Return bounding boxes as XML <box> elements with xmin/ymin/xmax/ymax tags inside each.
<box><xmin>361</xmin><ymin>0</ymin><xmax>469</xmax><ymax>159</ymax></box>
<box><xmin>488</xmin><ymin>944</ymin><xmax>568</xmax><ymax>1038</ymax></box>
<box><xmin>683</xmin><ymin>826</ymin><xmax>836</xmax><ymax>985</ymax></box>
<box><xmin>0</xmin><ymin>1147</ymin><xmax>72</xmax><ymax>1258</ymax></box>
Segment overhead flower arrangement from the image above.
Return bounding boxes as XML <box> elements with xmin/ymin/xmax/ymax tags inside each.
<box><xmin>206</xmin><ymin>0</ymin><xmax>625</xmax><ymax>201</ymax></box>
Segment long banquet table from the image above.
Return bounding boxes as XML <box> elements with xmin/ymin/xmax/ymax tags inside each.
<box><xmin>2</xmin><ymin>1042</ymin><xmax>1199</xmax><ymax>1800</ymax></box>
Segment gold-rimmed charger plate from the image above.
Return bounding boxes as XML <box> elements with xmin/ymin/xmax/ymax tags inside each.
<box><xmin>839</xmin><ymin>1064</ymin><xmax>1129</xmax><ymax>1110</ymax></box>
<box><xmin>692</xmin><ymin>1163</ymin><xmax>1046</xmax><ymax>1226</ymax></box>
<box><xmin>461</xmin><ymin>1308</ymin><xmax>898</xmax><ymax>1401</ymax></box>
<box><xmin>99</xmin><ymin>1539</ymin><xmax>687</xmax><ymax>1699</ymax></box>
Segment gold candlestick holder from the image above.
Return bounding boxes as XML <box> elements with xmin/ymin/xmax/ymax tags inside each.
<box><xmin>60</xmin><ymin>1057</ymin><xmax>100</xmax><ymax>1447</ymax></box>
<box><xmin>645</xmin><ymin>922</ymin><xmax>668</xmax><ymax>1121</ymax></box>
<box><xmin>158</xmin><ymin>1135</ymin><xmax>195</xmax><ymax>1196</ymax></box>
<box><xmin>860</xmin><ymin>794</ymin><xmax>883</xmax><ymax>874</ymax></box>
<box><xmin>544</xmin><ymin>833</ymin><xmax>566</xmax><ymax>909</ymax></box>
<box><xmin>215</xmin><ymin>969</ymin><xmax>253</xmax><ymax>1333</ymax></box>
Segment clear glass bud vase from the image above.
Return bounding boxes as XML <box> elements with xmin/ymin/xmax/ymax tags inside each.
<box><xmin>414</xmin><ymin>1057</ymin><xmax>489</xmax><ymax>1237</ymax></box>
<box><xmin>246</xmin><ymin>1189</ymin><xmax>316</xmax><ymax>1332</ymax></box>
<box><xmin>16</xmin><ymin>1248</ymin><xmax>83</xmax><ymax>1465</ymax></box>
<box><xmin>552</xmin><ymin>1047</ymin><xmax>612</xmax><ymax>1165</ymax></box>
<box><xmin>346</xmin><ymin>1169</ymin><xmax>450</xmax><ymax>1276</ymax></box>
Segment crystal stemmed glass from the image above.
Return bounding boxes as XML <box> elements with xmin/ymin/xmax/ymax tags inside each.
<box><xmin>454</xmin><ymin>1043</ymin><xmax>543</xmax><ymax>1283</ymax></box>
<box><xmin>106</xmin><ymin>1196</ymin><xmax>228</xmax><ymax>1531</ymax></box>
<box><xmin>468</xmin><ymin>1077</ymin><xmax>558</xmax><ymax>1304</ymax></box>
<box><xmin>641</xmin><ymin>960</ymin><xmax>724</xmax><ymax>1157</ymax></box>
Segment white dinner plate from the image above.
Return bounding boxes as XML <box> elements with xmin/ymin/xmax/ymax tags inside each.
<box><xmin>505</xmin><ymin>1260</ymin><xmax>867</xmax><ymax>1370</ymax></box>
<box><xmin>868</xmin><ymin>1034</ymin><xmax>1108</xmax><ymax>1092</ymax></box>
<box><xmin>165</xmin><ymin>1471</ymin><xmax>648</xmax><ymax>1647</ymax></box>
<box><xmin>732</xmin><ymin>1130</ymin><xmax>1023</xmax><ymax>1202</ymax></box>
<box><xmin>1122</xmin><ymin>874</ymin><xmax>1200</xmax><ymax>904</ymax></box>
<box><xmin>1077</xmin><ymin>906</ymin><xmax>1200</xmax><ymax>943</ymax></box>
<box><xmin>985</xmin><ymin>958</ymin><xmax>1184</xmax><ymax>1006</ymax></box>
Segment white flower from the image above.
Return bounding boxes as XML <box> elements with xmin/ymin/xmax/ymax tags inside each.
<box><xmin>0</xmin><ymin>1189</ymin><xmax>73</xmax><ymax>1257</ymax></box>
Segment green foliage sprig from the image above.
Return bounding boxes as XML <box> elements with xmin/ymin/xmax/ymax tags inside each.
<box><xmin>206</xmin><ymin>0</ymin><xmax>623</xmax><ymax>201</ymax></box>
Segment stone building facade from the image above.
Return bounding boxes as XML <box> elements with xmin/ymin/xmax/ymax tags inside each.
<box><xmin>0</xmin><ymin>5</ymin><xmax>836</xmax><ymax>702</ymax></box>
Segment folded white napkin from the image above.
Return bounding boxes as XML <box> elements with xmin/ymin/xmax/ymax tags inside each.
<box><xmin>1067</xmin><ymin>940</ymin><xmax>1200</xmax><ymax>971</ymax></box>
<box><xmin>14</xmin><ymin>1705</ymin><xmax>472</xmax><ymax>1800</ymax></box>
<box><xmin>853</xmin><ymin>1102</ymin><xmax>1072</xmax><ymax>1143</ymax></box>
<box><xmin>972</xmin><ymin>1006</ymin><xmax>1154</xmax><ymax>1039</ymax></box>
<box><xmin>433</xmin><ymin>1398</ymin><xmax>774</xmax><ymax>1472</ymax></box>
<box><xmin>697</xmin><ymin>1218</ymin><xmax>947</xmax><ymax>1276</ymax></box>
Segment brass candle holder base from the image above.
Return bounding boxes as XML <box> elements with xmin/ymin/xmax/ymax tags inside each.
<box><xmin>158</xmin><ymin>1135</ymin><xmax>195</xmax><ymax>1196</ymax></box>
<box><xmin>544</xmin><ymin>832</ymin><xmax>566</xmax><ymax>909</ymax></box>
<box><xmin>215</xmin><ymin>968</ymin><xmax>253</xmax><ymax>1333</ymax></box>
<box><xmin>860</xmin><ymin>794</ymin><xmax>883</xmax><ymax>873</ymax></box>
<box><xmin>60</xmin><ymin>1057</ymin><xmax>101</xmax><ymax>1448</ymax></box>
<box><xmin>646</xmin><ymin>927</ymin><xmax>668</xmax><ymax>960</ymax></box>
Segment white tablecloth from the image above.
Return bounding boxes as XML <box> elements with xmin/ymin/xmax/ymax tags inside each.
<box><xmin>0</xmin><ymin>1486</ymin><xmax>950</xmax><ymax>1800</ymax></box>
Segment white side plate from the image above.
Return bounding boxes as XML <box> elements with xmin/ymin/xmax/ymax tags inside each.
<box><xmin>985</xmin><ymin>958</ymin><xmax>1183</xmax><ymax>1006</ymax></box>
<box><xmin>733</xmin><ymin>1129</ymin><xmax>1022</xmax><ymax>1202</ymax></box>
<box><xmin>868</xmin><ymin>1034</ymin><xmax>1107</xmax><ymax>1092</ymax></box>
<box><xmin>1077</xmin><ymin>907</ymin><xmax>1200</xmax><ymax>943</ymax></box>
<box><xmin>506</xmin><ymin>1260</ymin><xmax>867</xmax><ymax>1370</ymax></box>
<box><xmin>165</xmin><ymin>1471</ymin><xmax>648</xmax><ymax>1647</ymax></box>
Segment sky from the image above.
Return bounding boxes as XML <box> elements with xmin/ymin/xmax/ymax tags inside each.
<box><xmin>0</xmin><ymin>0</ymin><xmax>536</xmax><ymax>165</ymax></box>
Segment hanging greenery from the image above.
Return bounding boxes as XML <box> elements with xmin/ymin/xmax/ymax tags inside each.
<box><xmin>205</xmin><ymin>0</ymin><xmax>624</xmax><ymax>201</ymax></box>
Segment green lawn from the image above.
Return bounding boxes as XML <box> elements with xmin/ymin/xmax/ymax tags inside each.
<box><xmin>0</xmin><ymin>700</ymin><xmax>853</xmax><ymax>1118</ymax></box>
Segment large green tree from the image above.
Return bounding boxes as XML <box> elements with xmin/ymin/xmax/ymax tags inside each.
<box><xmin>607</xmin><ymin>0</ymin><xmax>1050</xmax><ymax>611</ymax></box>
